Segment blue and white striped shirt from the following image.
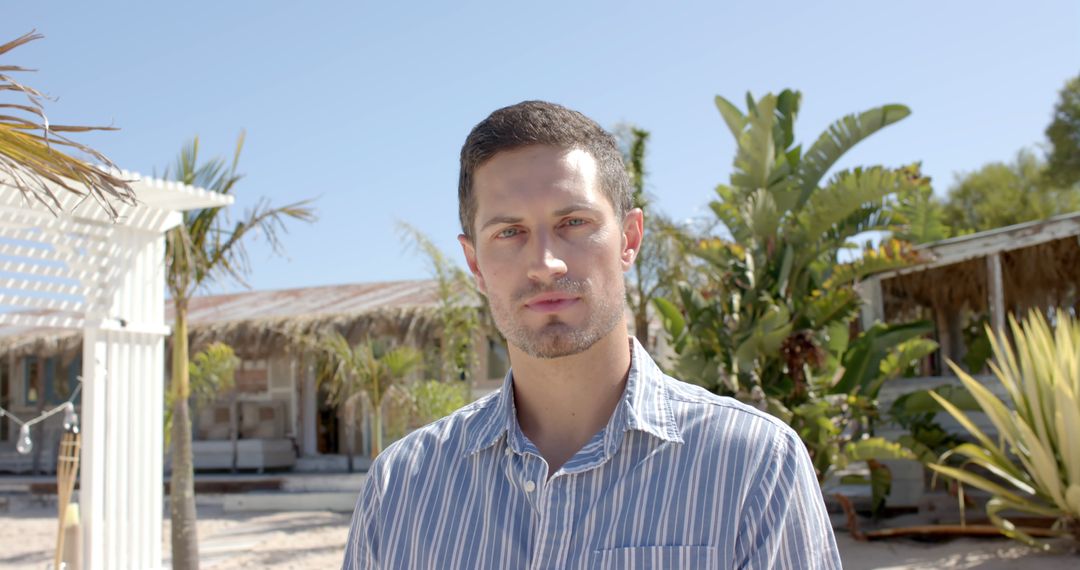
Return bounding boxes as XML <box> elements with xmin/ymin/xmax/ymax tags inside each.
<box><xmin>343</xmin><ymin>339</ymin><xmax>841</xmax><ymax>569</ymax></box>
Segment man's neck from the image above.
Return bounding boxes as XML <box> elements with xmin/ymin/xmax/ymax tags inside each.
<box><xmin>508</xmin><ymin>328</ymin><xmax>633</xmax><ymax>476</ymax></box>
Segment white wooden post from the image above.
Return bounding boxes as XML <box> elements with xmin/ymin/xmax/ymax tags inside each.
<box><xmin>987</xmin><ymin>252</ymin><xmax>1006</xmax><ymax>336</ymax></box>
<box><xmin>81</xmin><ymin>227</ymin><xmax>168</xmax><ymax>569</ymax></box>
<box><xmin>856</xmin><ymin>277</ymin><xmax>885</xmax><ymax>330</ymax></box>
<box><xmin>301</xmin><ymin>356</ymin><xmax>318</xmax><ymax>456</ymax></box>
<box><xmin>80</xmin><ymin>329</ymin><xmax>108</xmax><ymax>570</ymax></box>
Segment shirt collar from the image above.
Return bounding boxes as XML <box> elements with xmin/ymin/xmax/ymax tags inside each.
<box><xmin>465</xmin><ymin>337</ymin><xmax>683</xmax><ymax>457</ymax></box>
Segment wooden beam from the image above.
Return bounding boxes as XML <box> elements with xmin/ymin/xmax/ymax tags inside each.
<box><xmin>875</xmin><ymin>214</ymin><xmax>1080</xmax><ymax>282</ymax></box>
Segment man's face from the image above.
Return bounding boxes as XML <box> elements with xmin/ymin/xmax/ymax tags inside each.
<box><xmin>459</xmin><ymin>145</ymin><xmax>642</xmax><ymax>359</ymax></box>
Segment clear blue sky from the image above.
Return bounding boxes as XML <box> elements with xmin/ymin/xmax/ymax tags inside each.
<box><xmin>5</xmin><ymin>1</ymin><xmax>1078</xmax><ymax>294</ymax></box>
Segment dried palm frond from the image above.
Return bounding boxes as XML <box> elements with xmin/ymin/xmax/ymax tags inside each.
<box><xmin>0</xmin><ymin>31</ymin><xmax>134</xmax><ymax>218</ymax></box>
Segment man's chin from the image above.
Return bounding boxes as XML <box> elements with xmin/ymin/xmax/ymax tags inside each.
<box><xmin>511</xmin><ymin>326</ymin><xmax>599</xmax><ymax>359</ymax></box>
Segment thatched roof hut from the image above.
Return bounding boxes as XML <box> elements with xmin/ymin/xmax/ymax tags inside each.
<box><xmin>177</xmin><ymin>280</ymin><xmax>444</xmax><ymax>358</ymax></box>
<box><xmin>0</xmin><ymin>279</ymin><xmax>447</xmax><ymax>360</ymax></box>
<box><xmin>860</xmin><ymin>211</ymin><xmax>1080</xmax><ymax>371</ymax></box>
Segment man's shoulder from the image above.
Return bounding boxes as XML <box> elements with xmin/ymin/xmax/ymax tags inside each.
<box><xmin>658</xmin><ymin>374</ymin><xmax>799</xmax><ymax>448</ymax></box>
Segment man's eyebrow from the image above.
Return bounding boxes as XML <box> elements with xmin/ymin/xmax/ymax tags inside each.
<box><xmin>553</xmin><ymin>204</ymin><xmax>599</xmax><ymax>217</ymax></box>
<box><xmin>479</xmin><ymin>215</ymin><xmax>522</xmax><ymax>231</ymax></box>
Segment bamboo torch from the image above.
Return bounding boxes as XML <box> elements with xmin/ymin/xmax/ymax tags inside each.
<box><xmin>55</xmin><ymin>430</ymin><xmax>80</xmax><ymax>570</ymax></box>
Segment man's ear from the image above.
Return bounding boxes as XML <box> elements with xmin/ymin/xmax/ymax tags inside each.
<box><xmin>458</xmin><ymin>234</ymin><xmax>487</xmax><ymax>294</ymax></box>
<box><xmin>620</xmin><ymin>208</ymin><xmax>644</xmax><ymax>270</ymax></box>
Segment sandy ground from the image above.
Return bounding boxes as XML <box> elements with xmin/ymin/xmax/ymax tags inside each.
<box><xmin>1</xmin><ymin>506</ymin><xmax>1077</xmax><ymax>569</ymax></box>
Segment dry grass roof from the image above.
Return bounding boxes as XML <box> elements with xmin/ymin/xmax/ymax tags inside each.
<box><xmin>879</xmin><ymin>213</ymin><xmax>1080</xmax><ymax>317</ymax></box>
<box><xmin>0</xmin><ymin>279</ymin><xmax>448</xmax><ymax>359</ymax></box>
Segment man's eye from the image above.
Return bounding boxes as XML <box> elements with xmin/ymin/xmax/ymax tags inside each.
<box><xmin>563</xmin><ymin>218</ymin><xmax>586</xmax><ymax>227</ymax></box>
<box><xmin>497</xmin><ymin>227</ymin><xmax>520</xmax><ymax>239</ymax></box>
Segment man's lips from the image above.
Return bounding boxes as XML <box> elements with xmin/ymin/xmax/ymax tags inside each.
<box><xmin>524</xmin><ymin>293</ymin><xmax>580</xmax><ymax>313</ymax></box>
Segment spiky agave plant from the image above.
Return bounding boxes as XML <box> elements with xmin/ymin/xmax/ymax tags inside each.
<box><xmin>929</xmin><ymin>309</ymin><xmax>1080</xmax><ymax>548</ymax></box>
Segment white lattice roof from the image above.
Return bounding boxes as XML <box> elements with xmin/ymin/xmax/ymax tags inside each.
<box><xmin>0</xmin><ymin>169</ymin><xmax>234</xmax><ymax>336</ymax></box>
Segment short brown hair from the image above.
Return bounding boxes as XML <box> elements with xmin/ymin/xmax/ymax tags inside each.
<box><xmin>458</xmin><ymin>100</ymin><xmax>632</xmax><ymax>240</ymax></box>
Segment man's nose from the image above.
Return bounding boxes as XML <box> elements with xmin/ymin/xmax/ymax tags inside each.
<box><xmin>526</xmin><ymin>232</ymin><xmax>568</xmax><ymax>283</ymax></box>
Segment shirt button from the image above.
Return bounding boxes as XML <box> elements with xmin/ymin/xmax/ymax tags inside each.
<box><xmin>504</xmin><ymin>446</ymin><xmax>512</xmax><ymax>456</ymax></box>
<box><xmin>523</xmin><ymin>480</ymin><xmax>536</xmax><ymax>493</ymax></box>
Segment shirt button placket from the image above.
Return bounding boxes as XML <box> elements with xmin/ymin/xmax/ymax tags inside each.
<box><xmin>530</xmin><ymin>475</ymin><xmax>571</xmax><ymax>570</ymax></box>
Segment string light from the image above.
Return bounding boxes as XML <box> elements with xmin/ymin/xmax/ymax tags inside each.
<box><xmin>0</xmin><ymin>380</ymin><xmax>82</xmax><ymax>456</ymax></box>
<box><xmin>62</xmin><ymin>402</ymin><xmax>79</xmax><ymax>434</ymax></box>
<box><xmin>16</xmin><ymin>424</ymin><xmax>32</xmax><ymax>454</ymax></box>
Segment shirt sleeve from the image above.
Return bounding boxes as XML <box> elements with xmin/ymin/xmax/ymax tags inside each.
<box><xmin>341</xmin><ymin>468</ymin><xmax>382</xmax><ymax>570</ymax></box>
<box><xmin>734</xmin><ymin>427</ymin><xmax>842</xmax><ymax>569</ymax></box>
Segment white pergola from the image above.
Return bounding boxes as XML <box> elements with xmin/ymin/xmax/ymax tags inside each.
<box><xmin>0</xmin><ymin>172</ymin><xmax>231</xmax><ymax>569</ymax></box>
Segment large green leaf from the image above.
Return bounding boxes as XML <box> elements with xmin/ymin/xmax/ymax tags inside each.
<box><xmin>653</xmin><ymin>297</ymin><xmax>686</xmax><ymax>338</ymax></box>
<box><xmin>844</xmin><ymin>437</ymin><xmax>915</xmax><ymax>461</ymax></box>
<box><xmin>942</xmin><ymin>443</ymin><xmax>1036</xmax><ymax>495</ymax></box>
<box><xmin>804</xmin><ymin>288</ymin><xmax>861</xmax><ymax>330</ymax></box>
<box><xmin>890</xmin><ymin>384</ymin><xmax>980</xmax><ymax>416</ymax></box>
<box><xmin>985</xmin><ymin>497</ymin><xmax>1063</xmax><ymax>549</ymax></box>
<box><xmin>734</xmin><ymin>304</ymin><xmax>792</xmax><ymax>372</ymax></box>
<box><xmin>714</xmin><ymin>95</ymin><xmax>747</xmax><ymax>140</ymax></box>
<box><xmin>832</xmin><ymin>321</ymin><xmax>932</xmax><ymax>396</ymax></box>
<box><xmin>797</xmin><ymin>104</ymin><xmax>911</xmax><ymax>200</ymax></box>
<box><xmin>929</xmin><ymin>389</ymin><xmax>1015</xmax><ymax>469</ymax></box>
<box><xmin>740</xmin><ymin>188</ymin><xmax>782</xmax><ymax>242</ymax></box>
<box><xmin>869</xmin><ymin>460</ymin><xmax>892</xmax><ymax>515</ymax></box>
<box><xmin>730</xmin><ymin>95</ymin><xmax>778</xmax><ymax>192</ymax></box>
<box><xmin>879</xmin><ymin>338</ymin><xmax>939</xmax><ymax>383</ymax></box>
<box><xmin>928</xmin><ymin>463</ymin><xmax>1053</xmax><ymax>514</ymax></box>
<box><xmin>772</xmin><ymin>89</ymin><xmax>801</xmax><ymax>152</ymax></box>
<box><xmin>797</xmin><ymin>166</ymin><xmax>914</xmax><ymax>245</ymax></box>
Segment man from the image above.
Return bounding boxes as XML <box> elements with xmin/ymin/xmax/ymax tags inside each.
<box><xmin>343</xmin><ymin>101</ymin><xmax>841</xmax><ymax>569</ymax></box>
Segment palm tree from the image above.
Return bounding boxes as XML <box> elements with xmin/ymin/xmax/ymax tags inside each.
<box><xmin>164</xmin><ymin>134</ymin><xmax>314</xmax><ymax>570</ymax></box>
<box><xmin>0</xmin><ymin>31</ymin><xmax>134</xmax><ymax>216</ymax></box>
<box><xmin>397</xmin><ymin>221</ymin><xmax>485</xmax><ymax>383</ymax></box>
<box><xmin>164</xmin><ymin>342</ymin><xmax>239</xmax><ymax>448</ymax></box>
<box><xmin>316</xmin><ymin>334</ymin><xmax>421</xmax><ymax>467</ymax></box>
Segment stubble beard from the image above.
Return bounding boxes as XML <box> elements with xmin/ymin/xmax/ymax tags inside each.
<box><xmin>489</xmin><ymin>276</ymin><xmax>624</xmax><ymax>359</ymax></box>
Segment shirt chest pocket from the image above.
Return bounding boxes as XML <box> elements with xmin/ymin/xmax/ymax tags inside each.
<box><xmin>592</xmin><ymin>545</ymin><xmax>716</xmax><ymax>569</ymax></box>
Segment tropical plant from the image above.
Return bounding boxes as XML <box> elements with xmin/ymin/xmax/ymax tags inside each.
<box><xmin>164</xmin><ymin>342</ymin><xmax>239</xmax><ymax>447</ymax></box>
<box><xmin>397</xmin><ymin>222</ymin><xmax>484</xmax><ymax>383</ymax></box>
<box><xmin>1045</xmin><ymin>73</ymin><xmax>1080</xmax><ymax>188</ymax></box>
<box><xmin>889</xmin><ymin>384</ymin><xmax>978</xmax><ymax>465</ymax></box>
<box><xmin>789</xmin><ymin>321</ymin><xmax>936</xmax><ymax>514</ymax></box>
<box><xmin>409</xmin><ymin>379</ymin><xmax>469</xmax><ymax>426</ymax></box>
<box><xmin>928</xmin><ymin>309</ymin><xmax>1080</xmax><ymax>548</ymax></box>
<box><xmin>0</xmin><ymin>31</ymin><xmax>133</xmax><ymax>216</ymax></box>
<box><xmin>653</xmin><ymin>89</ymin><xmax>941</xmax><ymax>513</ymax></box>
<box><xmin>164</xmin><ymin>134</ymin><xmax>314</xmax><ymax>570</ymax></box>
<box><xmin>657</xmin><ymin>89</ymin><xmax>921</xmax><ymax>402</ymax></box>
<box><xmin>315</xmin><ymin>334</ymin><xmax>422</xmax><ymax>465</ymax></box>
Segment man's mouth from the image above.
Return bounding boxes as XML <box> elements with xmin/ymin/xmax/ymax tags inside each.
<box><xmin>524</xmin><ymin>293</ymin><xmax>580</xmax><ymax>313</ymax></box>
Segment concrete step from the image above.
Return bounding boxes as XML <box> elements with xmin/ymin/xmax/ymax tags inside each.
<box><xmin>223</xmin><ymin>491</ymin><xmax>358</xmax><ymax>513</ymax></box>
<box><xmin>294</xmin><ymin>454</ymin><xmax>371</xmax><ymax>473</ymax></box>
